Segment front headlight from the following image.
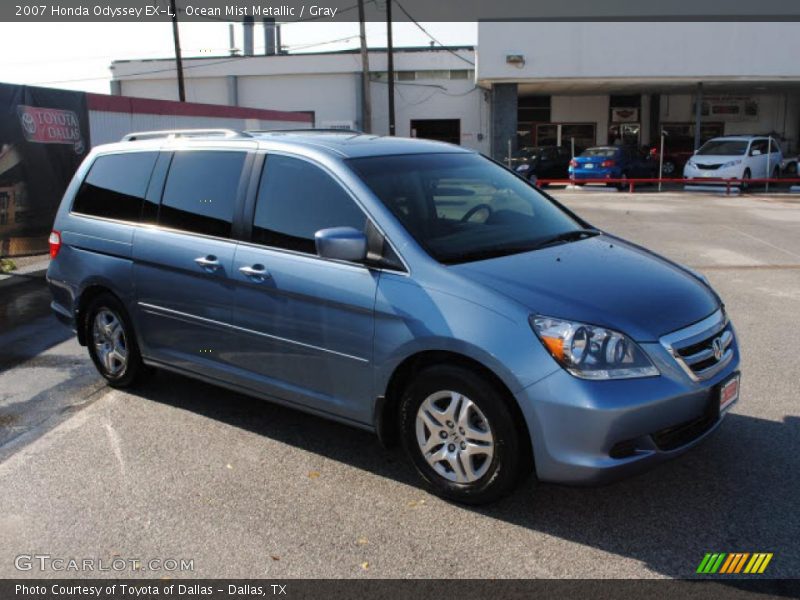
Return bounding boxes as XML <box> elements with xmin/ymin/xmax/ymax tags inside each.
<box><xmin>516</xmin><ymin>164</ymin><xmax>530</xmax><ymax>172</ymax></box>
<box><xmin>530</xmin><ymin>315</ymin><xmax>659</xmax><ymax>380</ymax></box>
<box><xmin>722</xmin><ymin>159</ymin><xmax>742</xmax><ymax>168</ymax></box>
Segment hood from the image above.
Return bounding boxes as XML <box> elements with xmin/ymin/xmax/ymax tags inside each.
<box><xmin>451</xmin><ymin>235</ymin><xmax>719</xmax><ymax>341</ymax></box>
<box><xmin>689</xmin><ymin>154</ymin><xmax>743</xmax><ymax>164</ymax></box>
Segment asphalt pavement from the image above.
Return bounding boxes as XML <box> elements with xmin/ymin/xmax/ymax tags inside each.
<box><xmin>0</xmin><ymin>191</ymin><xmax>798</xmax><ymax>579</ymax></box>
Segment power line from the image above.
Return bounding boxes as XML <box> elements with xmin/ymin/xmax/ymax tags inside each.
<box><xmin>287</xmin><ymin>35</ymin><xmax>359</xmax><ymax>51</ymax></box>
<box><xmin>31</xmin><ymin>56</ymin><xmax>245</xmax><ymax>85</ymax></box>
<box><xmin>392</xmin><ymin>0</ymin><xmax>475</xmax><ymax>66</ymax></box>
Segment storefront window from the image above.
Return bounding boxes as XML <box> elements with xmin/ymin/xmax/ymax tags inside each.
<box><xmin>529</xmin><ymin>123</ymin><xmax>596</xmax><ymax>151</ymax></box>
<box><xmin>661</xmin><ymin>122</ymin><xmax>724</xmax><ymax>143</ymax></box>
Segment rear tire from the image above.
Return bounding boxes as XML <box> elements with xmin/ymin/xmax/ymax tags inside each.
<box><xmin>399</xmin><ymin>365</ymin><xmax>532</xmax><ymax>505</ymax></box>
<box><xmin>661</xmin><ymin>160</ymin><xmax>676</xmax><ymax>176</ymax></box>
<box><xmin>85</xmin><ymin>293</ymin><xmax>145</xmax><ymax>388</ymax></box>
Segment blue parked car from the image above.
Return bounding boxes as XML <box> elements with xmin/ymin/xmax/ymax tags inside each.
<box><xmin>569</xmin><ymin>145</ymin><xmax>658</xmax><ymax>188</ymax></box>
<box><xmin>48</xmin><ymin>129</ymin><xmax>740</xmax><ymax>504</ymax></box>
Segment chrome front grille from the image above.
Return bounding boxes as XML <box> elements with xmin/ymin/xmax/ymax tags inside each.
<box><xmin>660</xmin><ymin>309</ymin><xmax>735</xmax><ymax>381</ymax></box>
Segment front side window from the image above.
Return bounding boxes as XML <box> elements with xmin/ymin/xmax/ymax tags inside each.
<box><xmin>252</xmin><ymin>155</ymin><xmax>366</xmax><ymax>254</ymax></box>
<box><xmin>159</xmin><ymin>151</ymin><xmax>246</xmax><ymax>238</ymax></box>
<box><xmin>349</xmin><ymin>153</ymin><xmax>583</xmax><ymax>264</ymax></box>
<box><xmin>72</xmin><ymin>152</ymin><xmax>158</xmax><ymax>221</ymax></box>
<box><xmin>749</xmin><ymin>140</ymin><xmax>769</xmax><ymax>155</ymax></box>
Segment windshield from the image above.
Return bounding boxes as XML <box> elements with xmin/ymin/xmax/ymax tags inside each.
<box><xmin>348</xmin><ymin>153</ymin><xmax>587</xmax><ymax>264</ymax></box>
<box><xmin>697</xmin><ymin>140</ymin><xmax>748</xmax><ymax>156</ymax></box>
<box><xmin>580</xmin><ymin>147</ymin><xmax>617</xmax><ymax>158</ymax></box>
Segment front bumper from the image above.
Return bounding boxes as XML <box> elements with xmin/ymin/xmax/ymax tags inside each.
<box><xmin>515</xmin><ymin>327</ymin><xmax>740</xmax><ymax>485</ymax></box>
<box><xmin>683</xmin><ymin>164</ymin><xmax>741</xmax><ymax>181</ymax></box>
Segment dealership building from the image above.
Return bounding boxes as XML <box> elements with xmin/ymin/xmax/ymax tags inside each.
<box><xmin>111</xmin><ymin>21</ymin><xmax>800</xmax><ymax>159</ymax></box>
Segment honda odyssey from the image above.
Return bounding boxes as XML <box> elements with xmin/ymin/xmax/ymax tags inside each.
<box><xmin>47</xmin><ymin>129</ymin><xmax>741</xmax><ymax>504</ymax></box>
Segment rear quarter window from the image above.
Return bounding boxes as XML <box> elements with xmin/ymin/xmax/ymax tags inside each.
<box><xmin>72</xmin><ymin>152</ymin><xmax>158</xmax><ymax>222</ymax></box>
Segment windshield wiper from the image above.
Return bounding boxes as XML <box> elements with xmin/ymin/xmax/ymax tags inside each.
<box><xmin>531</xmin><ymin>228</ymin><xmax>601</xmax><ymax>250</ymax></box>
<box><xmin>441</xmin><ymin>229</ymin><xmax>601</xmax><ymax>264</ymax></box>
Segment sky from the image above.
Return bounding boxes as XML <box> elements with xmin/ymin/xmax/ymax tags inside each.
<box><xmin>0</xmin><ymin>22</ymin><xmax>477</xmax><ymax>94</ymax></box>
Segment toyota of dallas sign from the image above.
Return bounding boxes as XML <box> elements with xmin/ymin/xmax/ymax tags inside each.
<box><xmin>17</xmin><ymin>105</ymin><xmax>85</xmax><ymax>154</ymax></box>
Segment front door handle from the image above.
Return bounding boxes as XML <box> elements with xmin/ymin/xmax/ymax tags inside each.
<box><xmin>239</xmin><ymin>264</ymin><xmax>269</xmax><ymax>282</ymax></box>
<box><xmin>194</xmin><ymin>255</ymin><xmax>221</xmax><ymax>271</ymax></box>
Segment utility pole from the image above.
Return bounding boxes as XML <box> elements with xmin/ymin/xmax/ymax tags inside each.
<box><xmin>357</xmin><ymin>0</ymin><xmax>372</xmax><ymax>133</ymax></box>
<box><xmin>169</xmin><ymin>0</ymin><xmax>186</xmax><ymax>101</ymax></box>
<box><xmin>385</xmin><ymin>0</ymin><xmax>395</xmax><ymax>136</ymax></box>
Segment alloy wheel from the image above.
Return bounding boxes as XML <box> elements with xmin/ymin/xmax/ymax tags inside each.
<box><xmin>92</xmin><ymin>309</ymin><xmax>128</xmax><ymax>376</ymax></box>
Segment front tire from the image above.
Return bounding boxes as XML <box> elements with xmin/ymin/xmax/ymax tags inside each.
<box><xmin>741</xmin><ymin>168</ymin><xmax>751</xmax><ymax>191</ymax></box>
<box><xmin>399</xmin><ymin>365</ymin><xmax>531</xmax><ymax>504</ymax></box>
<box><xmin>85</xmin><ymin>293</ymin><xmax>145</xmax><ymax>388</ymax></box>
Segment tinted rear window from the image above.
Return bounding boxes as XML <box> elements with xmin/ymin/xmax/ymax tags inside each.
<box><xmin>580</xmin><ymin>147</ymin><xmax>617</xmax><ymax>158</ymax></box>
<box><xmin>159</xmin><ymin>151</ymin><xmax>246</xmax><ymax>238</ymax></box>
<box><xmin>72</xmin><ymin>152</ymin><xmax>157</xmax><ymax>222</ymax></box>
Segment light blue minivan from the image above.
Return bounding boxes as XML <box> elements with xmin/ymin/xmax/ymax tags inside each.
<box><xmin>48</xmin><ymin>130</ymin><xmax>740</xmax><ymax>504</ymax></box>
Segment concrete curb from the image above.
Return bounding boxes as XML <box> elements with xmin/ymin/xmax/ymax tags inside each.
<box><xmin>0</xmin><ymin>256</ymin><xmax>49</xmax><ymax>289</ymax></box>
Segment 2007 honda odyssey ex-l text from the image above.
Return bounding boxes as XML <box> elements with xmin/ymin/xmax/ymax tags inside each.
<box><xmin>47</xmin><ymin>129</ymin><xmax>740</xmax><ymax>504</ymax></box>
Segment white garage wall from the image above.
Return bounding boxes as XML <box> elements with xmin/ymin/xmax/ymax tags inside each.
<box><xmin>370</xmin><ymin>79</ymin><xmax>489</xmax><ymax>153</ymax></box>
<box><xmin>478</xmin><ymin>23</ymin><xmax>800</xmax><ymax>81</ymax></box>
<box><xmin>237</xmin><ymin>73</ymin><xmax>360</xmax><ymax>127</ymax></box>
<box><xmin>112</xmin><ymin>49</ymin><xmax>486</xmax><ymax>150</ymax></box>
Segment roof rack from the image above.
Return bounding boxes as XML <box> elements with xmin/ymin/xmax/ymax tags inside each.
<box><xmin>121</xmin><ymin>128</ymin><xmax>251</xmax><ymax>142</ymax></box>
<box><xmin>246</xmin><ymin>128</ymin><xmax>364</xmax><ymax>135</ymax></box>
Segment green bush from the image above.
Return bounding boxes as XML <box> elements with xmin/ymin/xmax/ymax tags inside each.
<box><xmin>0</xmin><ymin>258</ymin><xmax>17</xmax><ymax>274</ymax></box>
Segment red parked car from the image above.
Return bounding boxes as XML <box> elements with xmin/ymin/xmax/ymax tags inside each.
<box><xmin>649</xmin><ymin>136</ymin><xmax>696</xmax><ymax>177</ymax></box>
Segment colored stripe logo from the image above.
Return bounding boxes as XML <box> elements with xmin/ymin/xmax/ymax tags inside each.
<box><xmin>697</xmin><ymin>553</ymin><xmax>773</xmax><ymax>574</ymax></box>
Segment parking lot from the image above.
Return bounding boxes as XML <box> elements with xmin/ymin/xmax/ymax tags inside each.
<box><xmin>0</xmin><ymin>190</ymin><xmax>798</xmax><ymax>579</ymax></box>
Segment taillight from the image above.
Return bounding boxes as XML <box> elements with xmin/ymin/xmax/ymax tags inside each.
<box><xmin>601</xmin><ymin>160</ymin><xmax>616</xmax><ymax>168</ymax></box>
<box><xmin>569</xmin><ymin>159</ymin><xmax>578</xmax><ymax>167</ymax></box>
<box><xmin>49</xmin><ymin>230</ymin><xmax>61</xmax><ymax>259</ymax></box>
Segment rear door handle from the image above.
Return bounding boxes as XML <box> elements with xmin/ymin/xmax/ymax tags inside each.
<box><xmin>238</xmin><ymin>264</ymin><xmax>269</xmax><ymax>282</ymax></box>
<box><xmin>194</xmin><ymin>255</ymin><xmax>221</xmax><ymax>271</ymax></box>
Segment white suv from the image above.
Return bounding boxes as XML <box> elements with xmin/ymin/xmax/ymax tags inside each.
<box><xmin>684</xmin><ymin>136</ymin><xmax>782</xmax><ymax>186</ymax></box>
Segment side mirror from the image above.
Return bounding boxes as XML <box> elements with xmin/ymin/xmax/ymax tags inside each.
<box><xmin>750</xmin><ymin>149</ymin><xmax>762</xmax><ymax>156</ymax></box>
<box><xmin>315</xmin><ymin>227</ymin><xmax>368</xmax><ymax>262</ymax></box>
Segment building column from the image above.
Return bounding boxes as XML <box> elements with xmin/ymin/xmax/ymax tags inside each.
<box><xmin>226</xmin><ymin>75</ymin><xmax>239</xmax><ymax>107</ymax></box>
<box><xmin>694</xmin><ymin>82</ymin><xmax>703</xmax><ymax>151</ymax></box>
<box><xmin>491</xmin><ymin>83</ymin><xmax>518</xmax><ymax>162</ymax></box>
<box><xmin>649</xmin><ymin>94</ymin><xmax>661</xmax><ymax>146</ymax></box>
